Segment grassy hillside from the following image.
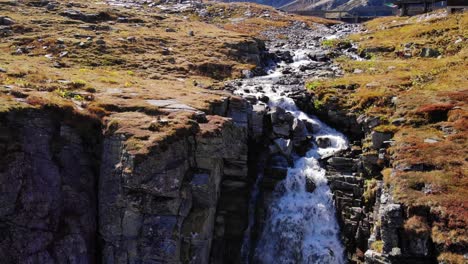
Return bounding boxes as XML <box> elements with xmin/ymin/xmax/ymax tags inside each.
<box><xmin>308</xmin><ymin>11</ymin><xmax>467</xmax><ymax>263</ymax></box>
<box><xmin>0</xmin><ymin>0</ymin><xmax>331</xmax><ymax>155</ymax></box>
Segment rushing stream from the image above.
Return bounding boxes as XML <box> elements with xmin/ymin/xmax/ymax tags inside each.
<box><xmin>233</xmin><ymin>22</ymin><xmax>361</xmax><ymax>264</ymax></box>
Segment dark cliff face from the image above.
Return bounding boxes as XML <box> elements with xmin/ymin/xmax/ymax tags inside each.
<box><xmin>0</xmin><ymin>109</ymin><xmax>102</xmax><ymax>263</ymax></box>
<box><xmin>0</xmin><ymin>97</ymin><xmax>252</xmax><ymax>264</ymax></box>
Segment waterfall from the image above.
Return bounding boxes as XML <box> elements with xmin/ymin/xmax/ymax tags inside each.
<box><xmin>234</xmin><ymin>23</ymin><xmax>358</xmax><ymax>264</ymax></box>
<box><xmin>253</xmin><ymin>98</ymin><xmax>347</xmax><ymax>264</ymax></box>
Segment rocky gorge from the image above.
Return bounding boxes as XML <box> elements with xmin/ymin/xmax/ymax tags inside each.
<box><xmin>1</xmin><ymin>1</ymin><xmax>467</xmax><ymax>264</ymax></box>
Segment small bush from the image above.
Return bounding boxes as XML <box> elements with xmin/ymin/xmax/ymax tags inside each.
<box><xmin>370</xmin><ymin>240</ymin><xmax>384</xmax><ymax>253</ymax></box>
<box><xmin>69</xmin><ymin>79</ymin><xmax>87</xmax><ymax>89</ymax></box>
<box><xmin>55</xmin><ymin>89</ymin><xmax>83</xmax><ymax>100</ymax></box>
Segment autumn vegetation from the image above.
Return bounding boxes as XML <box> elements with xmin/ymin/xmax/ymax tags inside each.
<box><xmin>307</xmin><ymin>10</ymin><xmax>467</xmax><ymax>262</ymax></box>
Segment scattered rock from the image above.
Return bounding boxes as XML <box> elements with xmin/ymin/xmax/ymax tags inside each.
<box><xmin>0</xmin><ymin>16</ymin><xmax>15</xmax><ymax>25</ymax></box>
<box><xmin>371</xmin><ymin>131</ymin><xmax>393</xmax><ymax>149</ymax></box>
<box><xmin>46</xmin><ymin>2</ymin><xmax>59</xmax><ymax>10</ymax></box>
<box><xmin>60</xmin><ymin>9</ymin><xmax>112</xmax><ymax>23</ymax></box>
<box><xmin>391</xmin><ymin>117</ymin><xmax>405</xmax><ymax>126</ymax></box>
<box><xmin>165</xmin><ymin>27</ymin><xmax>176</xmax><ymax>32</ymax></box>
<box><xmin>316</xmin><ymin>137</ymin><xmax>331</xmax><ymax>148</ymax></box>
<box><xmin>423</xmin><ymin>138</ymin><xmax>440</xmax><ymax>144</ymax></box>
<box><xmin>420</xmin><ymin>47</ymin><xmax>440</xmax><ymax>58</ymax></box>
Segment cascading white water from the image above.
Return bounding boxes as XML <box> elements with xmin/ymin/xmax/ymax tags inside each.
<box><xmin>253</xmin><ymin>95</ymin><xmax>347</xmax><ymax>264</ymax></box>
<box><xmin>235</xmin><ymin>26</ymin><xmax>352</xmax><ymax>263</ymax></box>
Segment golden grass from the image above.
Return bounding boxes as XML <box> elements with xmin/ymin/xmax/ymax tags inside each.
<box><xmin>307</xmin><ymin>11</ymin><xmax>468</xmax><ymax>257</ymax></box>
<box><xmin>1</xmin><ymin>0</ymin><xmax>336</xmax><ymax>156</ymax></box>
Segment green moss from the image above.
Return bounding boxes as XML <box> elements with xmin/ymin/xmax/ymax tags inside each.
<box><xmin>313</xmin><ymin>100</ymin><xmax>324</xmax><ymax>111</ymax></box>
<box><xmin>321</xmin><ymin>39</ymin><xmax>335</xmax><ymax>47</ymax></box>
<box><xmin>306</xmin><ymin>80</ymin><xmax>322</xmax><ymax>90</ymax></box>
<box><xmin>55</xmin><ymin>89</ymin><xmax>84</xmax><ymax>100</ymax></box>
<box><xmin>374</xmin><ymin>124</ymin><xmax>399</xmax><ymax>133</ymax></box>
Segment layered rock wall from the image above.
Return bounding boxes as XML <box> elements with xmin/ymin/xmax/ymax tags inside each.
<box><xmin>0</xmin><ymin>96</ymin><xmax>253</xmax><ymax>264</ymax></box>
<box><xmin>0</xmin><ymin>109</ymin><xmax>101</xmax><ymax>263</ymax></box>
<box><xmin>306</xmin><ymin>101</ymin><xmax>437</xmax><ymax>264</ymax></box>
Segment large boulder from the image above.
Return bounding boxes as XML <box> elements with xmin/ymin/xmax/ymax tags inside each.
<box><xmin>269</xmin><ymin>106</ymin><xmax>294</xmax><ymax>137</ymax></box>
<box><xmin>371</xmin><ymin>131</ymin><xmax>393</xmax><ymax>149</ymax></box>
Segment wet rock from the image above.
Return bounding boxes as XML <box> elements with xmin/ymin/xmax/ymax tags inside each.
<box><xmin>316</xmin><ymin>137</ymin><xmax>331</xmax><ymax>148</ymax></box>
<box><xmin>304</xmin><ymin>120</ymin><xmax>319</xmax><ymax>134</ymax></box>
<box><xmin>275</xmin><ymin>50</ymin><xmax>293</xmax><ymax>63</ymax></box>
<box><xmin>266</xmin><ymin>154</ymin><xmax>289</xmax><ymax>179</ymax></box>
<box><xmin>305</xmin><ymin>177</ymin><xmax>316</xmax><ymax>192</ymax></box>
<box><xmin>328</xmin><ymin>157</ymin><xmax>357</xmax><ymax>172</ymax></box>
<box><xmin>259</xmin><ymin>95</ymin><xmax>269</xmax><ymax>104</ymax></box>
<box><xmin>292</xmin><ymin>118</ymin><xmax>308</xmax><ymax>142</ymax></box>
<box><xmin>272</xmin><ymin>123</ymin><xmax>291</xmax><ymax>137</ymax></box>
<box><xmin>273</xmin><ymin>138</ymin><xmax>293</xmax><ymax>157</ymax></box>
<box><xmin>308</xmin><ymin>51</ymin><xmax>330</xmax><ymax>62</ymax></box>
<box><xmin>244</xmin><ymin>95</ymin><xmax>257</xmax><ymax>104</ymax></box>
<box><xmin>269</xmin><ymin>107</ymin><xmax>293</xmax><ymax>137</ymax></box>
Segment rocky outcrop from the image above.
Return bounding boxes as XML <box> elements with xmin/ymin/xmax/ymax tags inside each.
<box><xmin>0</xmin><ymin>95</ymin><xmax>253</xmax><ymax>264</ymax></box>
<box><xmin>99</xmin><ymin>110</ymin><xmax>249</xmax><ymax>264</ymax></box>
<box><xmin>304</xmin><ymin>95</ymin><xmax>438</xmax><ymax>264</ymax></box>
<box><xmin>0</xmin><ymin>109</ymin><xmax>101</xmax><ymax>263</ymax></box>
